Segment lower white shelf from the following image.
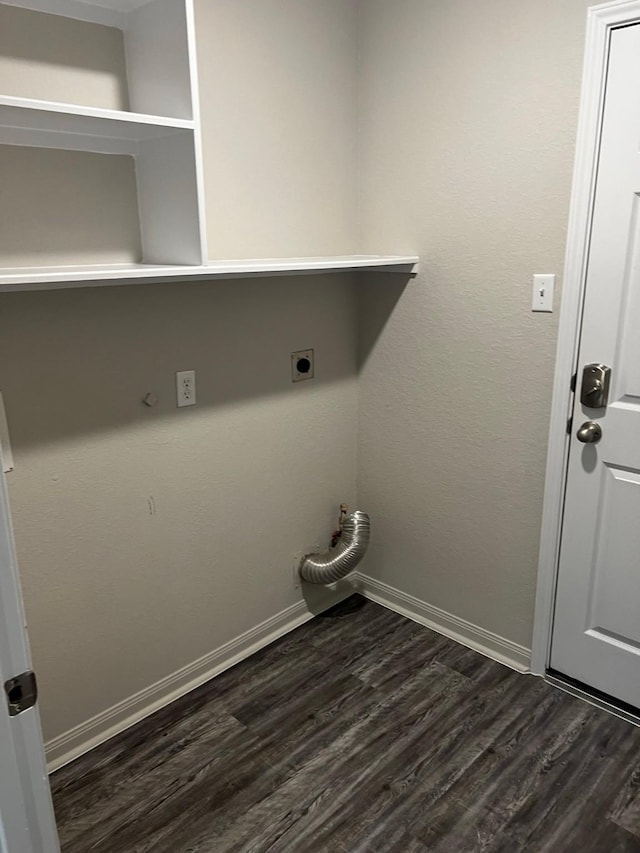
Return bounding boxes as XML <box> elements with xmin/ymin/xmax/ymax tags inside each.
<box><xmin>0</xmin><ymin>256</ymin><xmax>419</xmax><ymax>292</ymax></box>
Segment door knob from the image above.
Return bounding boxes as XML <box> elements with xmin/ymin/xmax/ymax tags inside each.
<box><xmin>577</xmin><ymin>421</ymin><xmax>602</xmax><ymax>443</ymax></box>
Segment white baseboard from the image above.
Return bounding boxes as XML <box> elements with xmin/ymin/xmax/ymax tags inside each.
<box><xmin>356</xmin><ymin>573</ymin><xmax>531</xmax><ymax>673</ymax></box>
<box><xmin>45</xmin><ymin>598</ymin><xmax>320</xmax><ymax>772</ymax></box>
<box><xmin>46</xmin><ymin>576</ymin><xmax>531</xmax><ymax>772</ymax></box>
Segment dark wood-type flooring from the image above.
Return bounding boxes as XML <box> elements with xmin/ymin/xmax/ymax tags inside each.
<box><xmin>51</xmin><ymin>596</ymin><xmax>640</xmax><ymax>852</ymax></box>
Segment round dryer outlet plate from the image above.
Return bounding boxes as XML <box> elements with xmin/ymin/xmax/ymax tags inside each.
<box><xmin>291</xmin><ymin>349</ymin><xmax>314</xmax><ymax>382</ymax></box>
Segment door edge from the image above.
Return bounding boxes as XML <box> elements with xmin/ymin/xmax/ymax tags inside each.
<box><xmin>545</xmin><ymin>672</ymin><xmax>640</xmax><ymax>727</ymax></box>
<box><xmin>531</xmin><ymin>0</ymin><xmax>640</xmax><ymax>675</ymax></box>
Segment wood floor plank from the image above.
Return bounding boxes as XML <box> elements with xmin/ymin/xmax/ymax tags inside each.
<box><xmin>232</xmin><ymin>670</ymin><xmax>383</xmax><ymax>777</ymax></box>
<box><xmin>596</xmin><ymin>823</ymin><xmax>640</xmax><ymax>853</ymax></box>
<box><xmin>252</xmin><ymin>664</ymin><xmax>482</xmax><ymax>852</ymax></box>
<box><xmin>198</xmin><ymin>662</ymin><xmax>469</xmax><ymax>852</ymax></box>
<box><xmin>291</xmin><ymin>662</ymin><xmax>541</xmax><ymax>851</ymax></box>
<box><xmin>610</xmin><ymin>757</ymin><xmax>640</xmax><ymax>838</ymax></box>
<box><xmin>50</xmin><ymin>596</ymin><xmax>640</xmax><ymax>852</ymax></box>
<box><xmin>415</xmin><ymin>692</ymin><xmax>598</xmax><ymax>850</ymax></box>
<box><xmin>53</xmin><ymin>706</ymin><xmax>244</xmax><ymax>828</ymax></box>
<box><xmin>507</xmin><ymin>711</ymin><xmax>640</xmax><ymax>853</ymax></box>
<box><xmin>56</xmin><ymin>712</ymin><xmax>270</xmax><ymax>851</ymax></box>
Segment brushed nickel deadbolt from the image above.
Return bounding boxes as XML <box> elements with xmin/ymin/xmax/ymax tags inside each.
<box><xmin>580</xmin><ymin>363</ymin><xmax>611</xmax><ymax>409</ymax></box>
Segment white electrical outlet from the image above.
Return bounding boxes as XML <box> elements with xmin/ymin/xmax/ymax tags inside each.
<box><xmin>176</xmin><ymin>370</ymin><xmax>196</xmax><ymax>407</ymax></box>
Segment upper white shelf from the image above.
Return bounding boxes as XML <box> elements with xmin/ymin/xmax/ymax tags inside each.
<box><xmin>0</xmin><ymin>256</ymin><xmax>420</xmax><ymax>292</ymax></box>
<box><xmin>0</xmin><ymin>96</ymin><xmax>193</xmax><ymax>154</ymax></box>
<box><xmin>1</xmin><ymin>0</ymin><xmax>150</xmax><ymax>27</ymax></box>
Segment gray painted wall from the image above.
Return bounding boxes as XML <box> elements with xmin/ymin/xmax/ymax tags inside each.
<box><xmin>357</xmin><ymin>0</ymin><xmax>593</xmax><ymax>648</ymax></box>
<box><xmin>0</xmin><ymin>0</ymin><xmax>599</xmax><ymax>744</ymax></box>
<box><xmin>0</xmin><ymin>0</ymin><xmax>359</xmax><ymax>742</ymax></box>
<box><xmin>0</xmin><ymin>277</ymin><xmax>358</xmax><ymax>742</ymax></box>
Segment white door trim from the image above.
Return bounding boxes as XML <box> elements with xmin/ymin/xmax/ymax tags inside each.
<box><xmin>0</xmin><ymin>453</ymin><xmax>59</xmax><ymax>850</ymax></box>
<box><xmin>531</xmin><ymin>0</ymin><xmax>640</xmax><ymax>675</ymax></box>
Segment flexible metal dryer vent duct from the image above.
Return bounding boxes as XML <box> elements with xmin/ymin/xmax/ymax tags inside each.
<box><xmin>299</xmin><ymin>511</ymin><xmax>370</xmax><ymax>584</ymax></box>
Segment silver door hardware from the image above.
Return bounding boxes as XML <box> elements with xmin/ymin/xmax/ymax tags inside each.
<box><xmin>576</xmin><ymin>421</ymin><xmax>602</xmax><ymax>443</ymax></box>
<box><xmin>580</xmin><ymin>363</ymin><xmax>611</xmax><ymax>408</ymax></box>
<box><xmin>4</xmin><ymin>671</ymin><xmax>37</xmax><ymax>716</ymax></box>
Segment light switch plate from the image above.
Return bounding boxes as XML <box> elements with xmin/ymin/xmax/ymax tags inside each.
<box><xmin>532</xmin><ymin>274</ymin><xmax>555</xmax><ymax>312</ymax></box>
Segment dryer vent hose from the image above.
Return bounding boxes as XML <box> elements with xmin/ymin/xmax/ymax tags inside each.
<box><xmin>299</xmin><ymin>510</ymin><xmax>370</xmax><ymax>585</ymax></box>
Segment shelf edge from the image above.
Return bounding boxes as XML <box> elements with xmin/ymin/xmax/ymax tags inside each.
<box><xmin>0</xmin><ymin>96</ymin><xmax>194</xmax><ymax>129</ymax></box>
<box><xmin>0</xmin><ymin>256</ymin><xmax>419</xmax><ymax>292</ymax></box>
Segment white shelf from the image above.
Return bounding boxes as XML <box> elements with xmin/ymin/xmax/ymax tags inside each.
<box><xmin>1</xmin><ymin>0</ymin><xmax>153</xmax><ymax>28</ymax></box>
<box><xmin>0</xmin><ymin>0</ymin><xmax>197</xmax><ymax>119</ymax></box>
<box><xmin>203</xmin><ymin>256</ymin><xmax>419</xmax><ymax>275</ymax></box>
<box><xmin>0</xmin><ymin>3</ymin><xmax>415</xmax><ymax>288</ymax></box>
<box><xmin>0</xmin><ymin>256</ymin><xmax>420</xmax><ymax>292</ymax></box>
<box><xmin>0</xmin><ymin>0</ymin><xmax>207</xmax><ymax>267</ymax></box>
<box><xmin>0</xmin><ymin>96</ymin><xmax>194</xmax><ymax>154</ymax></box>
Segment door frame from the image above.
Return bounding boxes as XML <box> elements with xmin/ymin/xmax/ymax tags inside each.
<box><xmin>0</xmin><ymin>453</ymin><xmax>60</xmax><ymax>850</ymax></box>
<box><xmin>531</xmin><ymin>0</ymin><xmax>640</xmax><ymax>675</ymax></box>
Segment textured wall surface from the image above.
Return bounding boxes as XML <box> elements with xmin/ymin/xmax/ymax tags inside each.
<box><xmin>0</xmin><ymin>146</ymin><xmax>141</xmax><ymax>268</ymax></box>
<box><xmin>0</xmin><ymin>278</ymin><xmax>358</xmax><ymax>741</ymax></box>
<box><xmin>0</xmin><ymin>5</ymin><xmax>128</xmax><ymax>109</ymax></box>
<box><xmin>357</xmin><ymin>0</ymin><xmax>593</xmax><ymax>648</ymax></box>
<box><xmin>0</xmin><ymin>0</ymin><xmax>601</xmax><ymax>744</ymax></box>
<box><xmin>0</xmin><ymin>6</ymin><xmax>138</xmax><ymax>270</ymax></box>
<box><xmin>0</xmin><ymin>0</ymin><xmax>360</xmax><ymax>743</ymax></box>
<box><xmin>195</xmin><ymin>0</ymin><xmax>359</xmax><ymax>259</ymax></box>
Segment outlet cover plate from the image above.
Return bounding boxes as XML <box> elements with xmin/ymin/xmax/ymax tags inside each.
<box><xmin>176</xmin><ymin>369</ymin><xmax>196</xmax><ymax>407</ymax></box>
<box><xmin>291</xmin><ymin>349</ymin><xmax>314</xmax><ymax>382</ymax></box>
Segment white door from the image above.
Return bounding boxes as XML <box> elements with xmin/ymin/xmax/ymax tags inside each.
<box><xmin>0</xmin><ymin>449</ymin><xmax>59</xmax><ymax>851</ymax></box>
<box><xmin>551</xmin><ymin>22</ymin><xmax>640</xmax><ymax>709</ymax></box>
